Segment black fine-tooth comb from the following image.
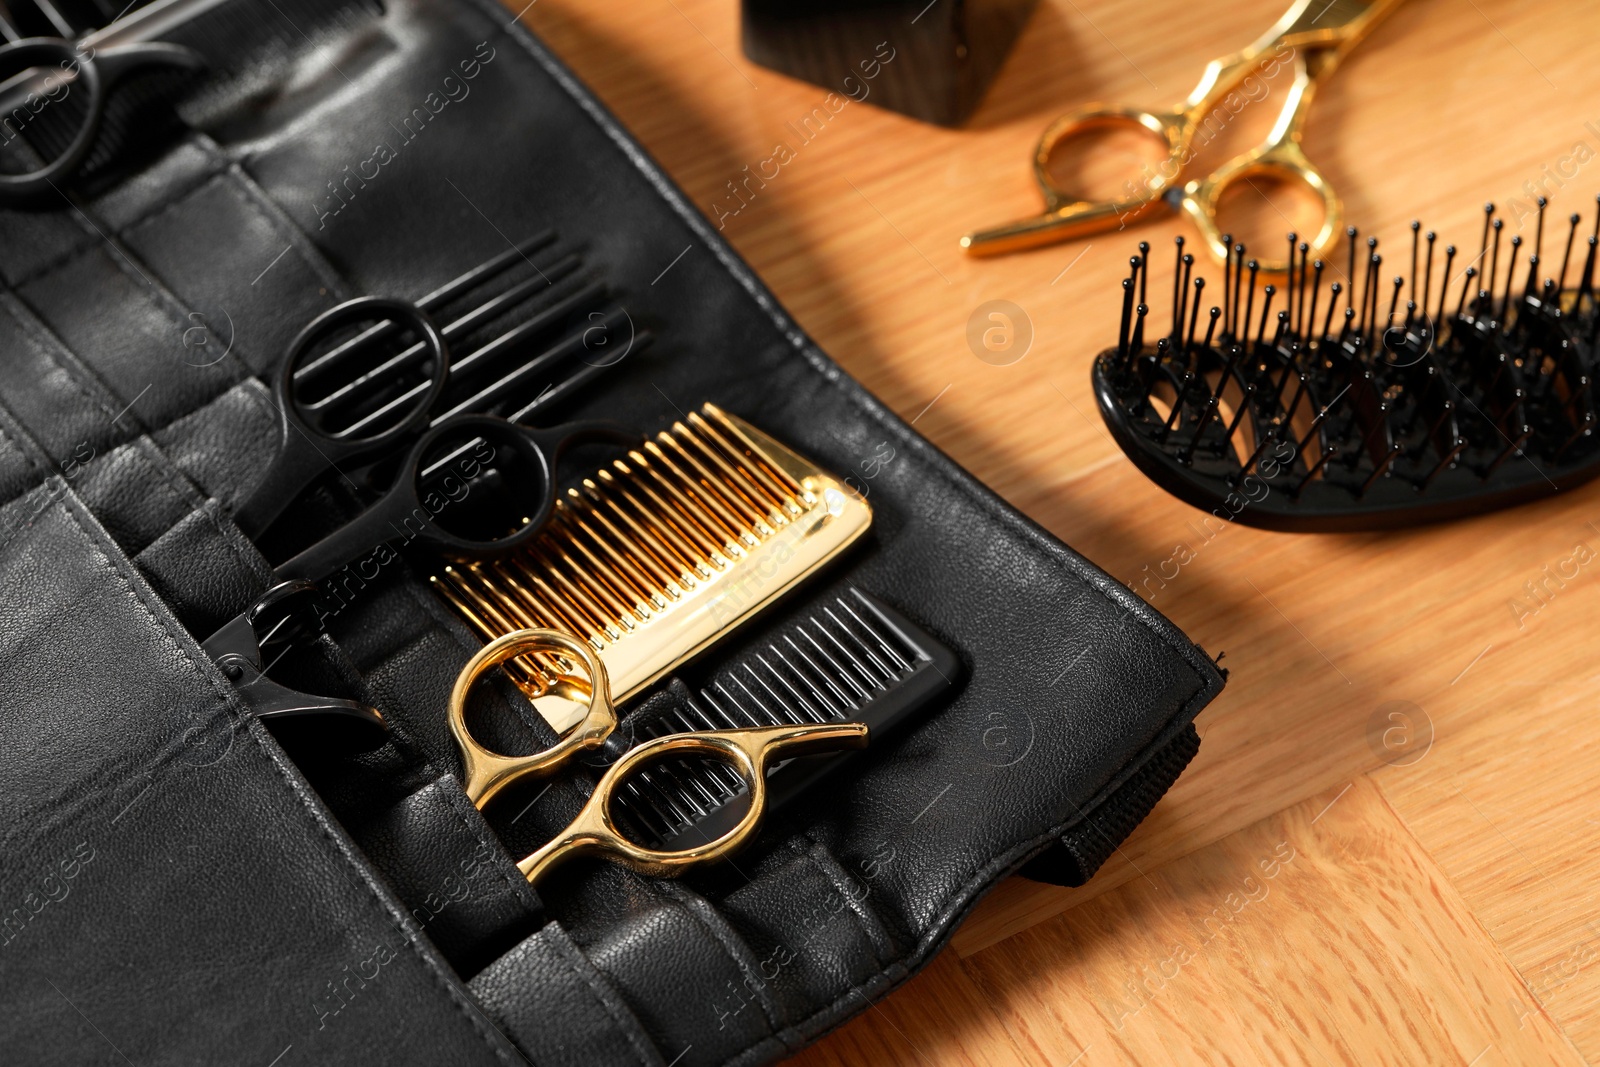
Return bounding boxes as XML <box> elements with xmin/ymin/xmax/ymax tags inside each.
<box><xmin>608</xmin><ymin>588</ymin><xmax>960</xmax><ymax>851</ymax></box>
<box><xmin>1092</xmin><ymin>200</ymin><xmax>1600</xmax><ymax>531</ymax></box>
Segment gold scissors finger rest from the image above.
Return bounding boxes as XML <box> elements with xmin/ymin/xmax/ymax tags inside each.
<box><xmin>448</xmin><ymin>628</ymin><xmax>868</xmax><ymax>886</ymax></box>
<box><xmin>962</xmin><ymin>0</ymin><xmax>1404</xmax><ymax>270</ymax></box>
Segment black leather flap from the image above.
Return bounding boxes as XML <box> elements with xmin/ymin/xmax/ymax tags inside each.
<box><xmin>0</xmin><ymin>484</ymin><xmax>518</xmax><ymax>1066</ymax></box>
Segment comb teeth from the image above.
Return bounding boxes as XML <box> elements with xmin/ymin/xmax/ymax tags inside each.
<box><xmin>609</xmin><ymin>589</ymin><xmax>957</xmax><ymax>849</ymax></box>
<box><xmin>430</xmin><ymin>403</ymin><xmax>873</xmax><ymax>731</ymax></box>
<box><xmin>1093</xmin><ymin>203</ymin><xmax>1600</xmax><ymax>531</ymax></box>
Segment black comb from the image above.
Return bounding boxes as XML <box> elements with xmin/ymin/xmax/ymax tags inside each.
<box><xmin>609</xmin><ymin>588</ymin><xmax>960</xmax><ymax>851</ymax></box>
<box><xmin>1092</xmin><ymin>202</ymin><xmax>1600</xmax><ymax>531</ymax></box>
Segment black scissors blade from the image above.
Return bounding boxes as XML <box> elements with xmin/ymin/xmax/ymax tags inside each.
<box><xmin>202</xmin><ymin>582</ymin><xmax>388</xmax><ymax>753</ymax></box>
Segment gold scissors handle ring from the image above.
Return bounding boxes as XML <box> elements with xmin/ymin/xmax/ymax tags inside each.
<box><xmin>515</xmin><ymin>721</ymin><xmax>869</xmax><ymax>885</ymax></box>
<box><xmin>449</xmin><ymin>628</ymin><xmax>617</xmax><ymax>808</ymax></box>
<box><xmin>1033</xmin><ymin>107</ymin><xmax>1193</xmax><ymax>210</ymax></box>
<box><xmin>962</xmin><ymin>105</ymin><xmax>1192</xmax><ymax>256</ymax></box>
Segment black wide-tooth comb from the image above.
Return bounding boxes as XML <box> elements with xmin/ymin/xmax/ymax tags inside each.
<box><xmin>1092</xmin><ymin>200</ymin><xmax>1600</xmax><ymax>531</ymax></box>
<box><xmin>608</xmin><ymin>588</ymin><xmax>961</xmax><ymax>851</ymax></box>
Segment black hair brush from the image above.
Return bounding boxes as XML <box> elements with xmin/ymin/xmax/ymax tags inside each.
<box><xmin>1091</xmin><ymin>200</ymin><xmax>1600</xmax><ymax>531</ymax></box>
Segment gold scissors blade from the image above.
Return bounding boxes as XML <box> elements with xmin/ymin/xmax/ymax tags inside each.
<box><xmin>1173</xmin><ymin>0</ymin><xmax>1405</xmax><ymax>270</ymax></box>
<box><xmin>1265</xmin><ymin>0</ymin><xmax>1403</xmax><ymax>52</ymax></box>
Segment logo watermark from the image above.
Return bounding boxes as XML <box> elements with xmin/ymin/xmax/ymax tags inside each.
<box><xmin>966</xmin><ymin>300</ymin><xmax>1032</xmax><ymax>366</ymax></box>
<box><xmin>1365</xmin><ymin>700</ymin><xmax>1434</xmax><ymax>768</ymax></box>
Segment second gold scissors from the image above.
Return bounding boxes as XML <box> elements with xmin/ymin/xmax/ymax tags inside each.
<box><xmin>962</xmin><ymin>0</ymin><xmax>1404</xmax><ymax>270</ymax></box>
<box><xmin>448</xmin><ymin>629</ymin><xmax>867</xmax><ymax>886</ymax></box>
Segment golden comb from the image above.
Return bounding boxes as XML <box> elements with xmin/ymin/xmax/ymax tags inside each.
<box><xmin>430</xmin><ymin>402</ymin><xmax>872</xmax><ymax>733</ymax></box>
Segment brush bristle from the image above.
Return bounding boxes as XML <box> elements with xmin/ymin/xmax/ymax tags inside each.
<box><xmin>1093</xmin><ymin>199</ymin><xmax>1600</xmax><ymax>530</ymax></box>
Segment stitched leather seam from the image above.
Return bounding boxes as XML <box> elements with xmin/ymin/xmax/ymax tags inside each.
<box><xmin>45</xmin><ymin>489</ymin><xmax>524</xmax><ymax>1066</ymax></box>
<box><xmin>655</xmin><ymin>882</ymin><xmax>784</xmax><ymax>1036</ymax></box>
<box><xmin>188</xmin><ymin>134</ymin><xmax>352</xmax><ymax>300</ymax></box>
<box><xmin>118</xmin><ymin>167</ymin><xmax>237</xmax><ymax>254</ymax></box>
<box><xmin>0</xmin><ymin>288</ymin><xmax>270</xmax><ymax>580</ymax></box>
<box><xmin>0</xmin><ymin>292</ymin><xmax>128</xmax><ymax>430</ymax></box>
<box><xmin>3</xmin><ymin>159</ymin><xmax>232</xmax><ymax>292</ymax></box>
<box><xmin>0</xmin><ymin>492</ymin><xmax>245</xmax><ymax>846</ymax></box>
<box><xmin>544</xmin><ymin>927</ymin><xmax>660</xmax><ymax>1067</ymax></box>
<box><xmin>120</xmin><ymin>149</ymin><xmax>350</xmax><ymax>306</ymax></box>
<box><xmin>797</xmin><ymin>838</ymin><xmax>895</xmax><ymax>966</ymax></box>
<box><xmin>132</xmin><ymin>498</ymin><xmax>280</xmax><ymax>625</ymax></box>
<box><xmin>0</xmin><ymin>408</ymin><xmax>46</xmax><ymax>481</ymax></box>
<box><xmin>55</xmin><ymin>192</ymin><xmax>262</xmax><ymax>382</ymax></box>
<box><xmin>24</xmin><ymin>182</ymin><xmax>286</xmax><ymax>435</ymax></box>
<box><xmin>435</xmin><ymin>780</ymin><xmax>543</xmax><ymax>907</ymax></box>
<box><xmin>0</xmin><ymin>377</ymin><xmax>263</xmax><ymax>521</ymax></box>
<box><xmin>3</xmin><ymin>218</ymin><xmax>267</xmax><ymax>544</ymax></box>
<box><xmin>0</xmin><ymin>296</ymin><xmax>215</xmax><ymax>519</ymax></box>
<box><xmin>117</xmin><ymin>437</ymin><xmax>207</xmax><ymax>521</ymax></box>
<box><xmin>12</xmin><ymin>133</ymin><xmax>342</xmax><ymax>352</ymax></box>
<box><xmin>0</xmin><ymin>345</ymin><xmax>203</xmax><ymax>529</ymax></box>
<box><xmin>395</xmin><ymin>574</ymin><xmax>550</xmax><ymax>738</ymax></box>
<box><xmin>188</xmin><ymin>497</ymin><xmax>277</xmax><ymax>584</ymax></box>
<box><xmin>300</xmin><ymin>576</ymin><xmax>556</xmax><ymax>920</ymax></box>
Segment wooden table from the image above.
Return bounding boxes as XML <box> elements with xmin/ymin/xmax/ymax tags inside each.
<box><xmin>511</xmin><ymin>1</ymin><xmax>1600</xmax><ymax>1062</ymax></box>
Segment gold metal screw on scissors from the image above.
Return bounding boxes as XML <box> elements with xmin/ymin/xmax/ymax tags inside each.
<box><xmin>961</xmin><ymin>0</ymin><xmax>1404</xmax><ymax>271</ymax></box>
<box><xmin>448</xmin><ymin>628</ymin><xmax>868</xmax><ymax>886</ymax></box>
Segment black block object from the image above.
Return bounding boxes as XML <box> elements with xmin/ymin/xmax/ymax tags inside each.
<box><xmin>741</xmin><ymin>0</ymin><xmax>1038</xmax><ymax>126</ymax></box>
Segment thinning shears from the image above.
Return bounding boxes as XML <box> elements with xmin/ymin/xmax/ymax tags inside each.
<box><xmin>961</xmin><ymin>0</ymin><xmax>1404</xmax><ymax>271</ymax></box>
<box><xmin>448</xmin><ymin>629</ymin><xmax>868</xmax><ymax>885</ymax></box>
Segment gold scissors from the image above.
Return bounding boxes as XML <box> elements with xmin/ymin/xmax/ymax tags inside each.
<box><xmin>961</xmin><ymin>0</ymin><xmax>1404</xmax><ymax>270</ymax></box>
<box><xmin>448</xmin><ymin>629</ymin><xmax>868</xmax><ymax>886</ymax></box>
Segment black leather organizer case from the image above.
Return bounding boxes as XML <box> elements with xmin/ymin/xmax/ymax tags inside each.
<box><xmin>0</xmin><ymin>2</ymin><xmax>1225</xmax><ymax>1064</ymax></box>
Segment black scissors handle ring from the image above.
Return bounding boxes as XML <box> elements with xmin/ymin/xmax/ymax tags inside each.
<box><xmin>272</xmin><ymin>414</ymin><xmax>637</xmax><ymax>584</ymax></box>
<box><xmin>235</xmin><ymin>297</ymin><xmax>450</xmax><ymax>537</ymax></box>
<box><xmin>0</xmin><ymin>38</ymin><xmax>202</xmax><ymax>203</ymax></box>
<box><xmin>279</xmin><ymin>297</ymin><xmax>453</xmax><ymax>445</ymax></box>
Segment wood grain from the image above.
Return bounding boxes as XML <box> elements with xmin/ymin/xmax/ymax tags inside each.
<box><xmin>798</xmin><ymin>779</ymin><xmax>1585</xmax><ymax>1066</ymax></box>
<box><xmin>508</xmin><ymin>0</ymin><xmax>1600</xmax><ymax>1060</ymax></box>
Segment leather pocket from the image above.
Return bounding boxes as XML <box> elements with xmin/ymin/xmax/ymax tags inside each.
<box><xmin>0</xmin><ymin>271</ymin><xmax>549</xmax><ymax>971</ymax></box>
<box><xmin>0</xmin><ymin>482</ymin><xmax>521</xmax><ymax>1065</ymax></box>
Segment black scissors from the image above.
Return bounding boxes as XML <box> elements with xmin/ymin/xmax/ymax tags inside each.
<box><xmin>0</xmin><ymin>0</ymin><xmax>209</xmax><ymax>202</ymax></box>
<box><xmin>235</xmin><ymin>234</ymin><xmax>626</xmax><ymax>537</ymax></box>
<box><xmin>270</xmin><ymin>412</ymin><xmax>636</xmax><ymax>586</ymax></box>
<box><xmin>202</xmin><ymin>579</ymin><xmax>389</xmax><ymax>752</ymax></box>
<box><xmin>203</xmin><ymin>411</ymin><xmax>634</xmax><ymax>746</ymax></box>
